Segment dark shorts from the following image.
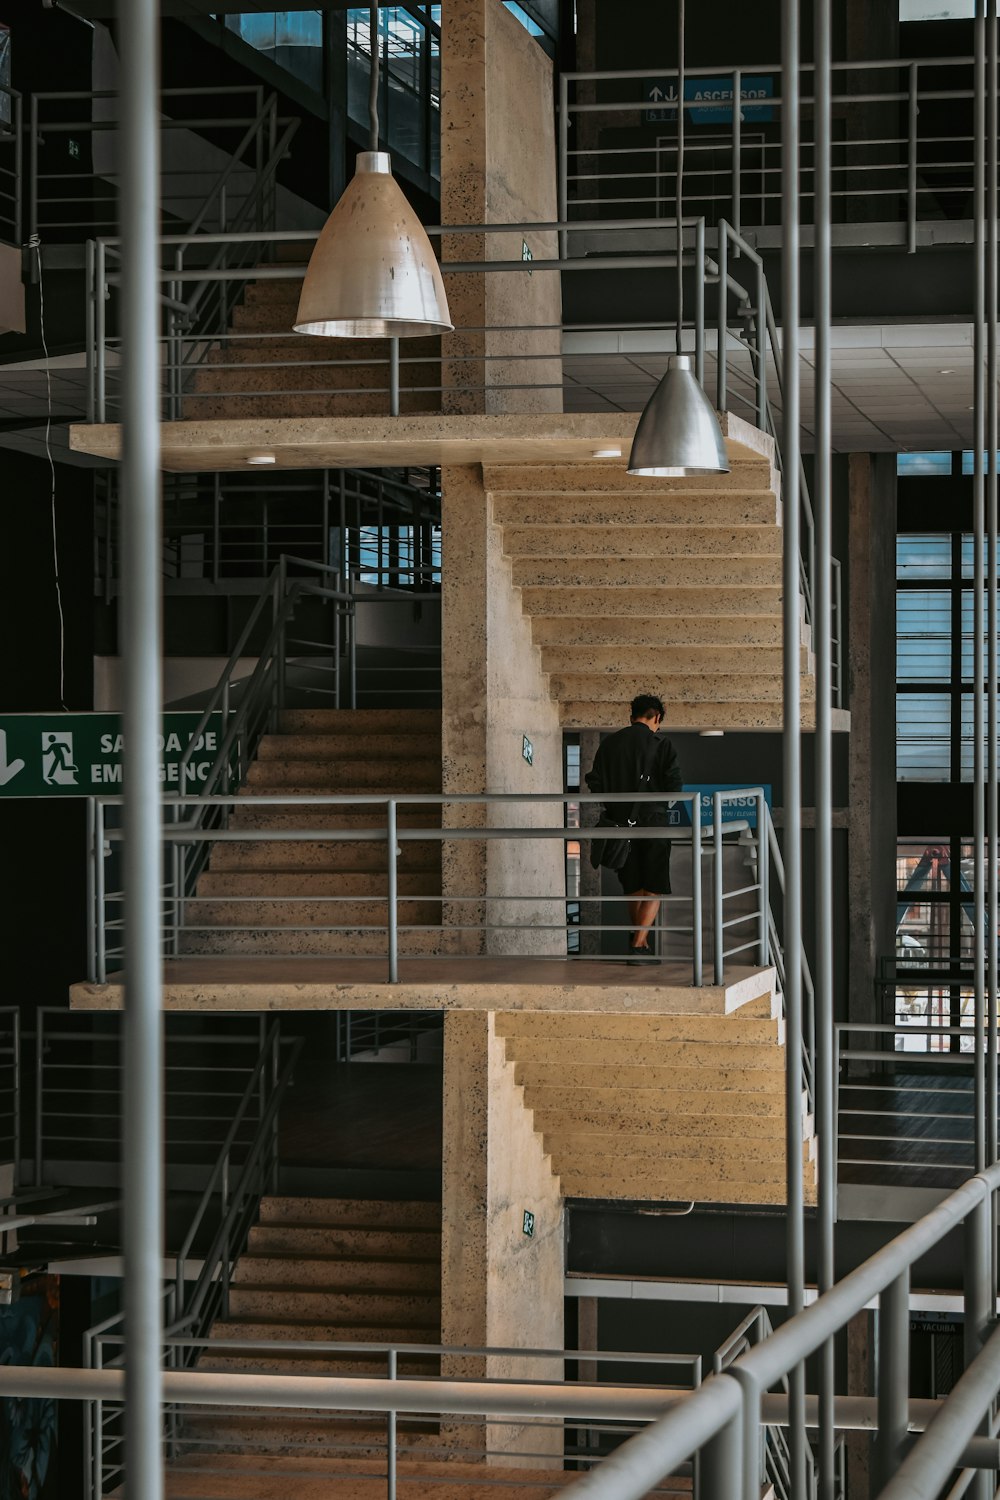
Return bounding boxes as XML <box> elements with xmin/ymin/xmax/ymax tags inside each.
<box><xmin>618</xmin><ymin>834</ymin><xmax>672</xmax><ymax>895</ymax></box>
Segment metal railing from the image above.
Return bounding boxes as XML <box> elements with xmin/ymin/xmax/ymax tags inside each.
<box><xmin>835</xmin><ymin>1019</ymin><xmax>993</xmax><ymax>1192</ymax></box>
<box><xmin>0</xmin><ymin>82</ymin><xmax>22</xmax><ymax>246</ymax></box>
<box><xmin>32</xmin><ymin>1009</ymin><xmax>280</xmax><ymax>1190</ymax></box>
<box><xmin>559</xmin><ymin>56</ymin><xmax>986</xmax><ymax>252</ymax></box>
<box><xmin>11</xmin><ymin>1164</ymin><xmax>1000</xmax><ymax>1500</ymax></box>
<box><xmin>0</xmin><ymin>1009</ymin><xmax>19</xmax><ymax>1189</ymax></box>
<box><xmin>87</xmin><ymin>787</ymin><xmax>772</xmax><ymax>990</ymax></box>
<box><xmin>94</xmin><ymin>466</ymin><xmax>441</xmax><ymax>600</ymax></box>
<box><xmin>29</xmin><ymin>85</ymin><xmax>297</xmax><ymax>243</ymax></box>
<box><xmin>84</xmin><ymin>1334</ymin><xmax>700</xmax><ymax>1500</ymax></box>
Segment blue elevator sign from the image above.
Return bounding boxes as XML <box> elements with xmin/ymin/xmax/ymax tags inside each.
<box><xmin>644</xmin><ymin>76</ymin><xmax>775</xmax><ymax>126</ymax></box>
<box><xmin>666</xmin><ymin>784</ymin><xmax>773</xmax><ymax>830</ymax></box>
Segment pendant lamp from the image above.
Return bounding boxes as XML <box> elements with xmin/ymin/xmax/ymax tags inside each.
<box><xmin>293</xmin><ymin>6</ymin><xmax>452</xmax><ymax>339</ymax></box>
<box><xmin>627</xmin><ymin>0</ymin><xmax>728</xmax><ymax>477</ymax></box>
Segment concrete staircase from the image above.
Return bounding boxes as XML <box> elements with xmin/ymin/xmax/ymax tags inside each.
<box><xmin>182</xmin><ymin>709</ymin><xmax>443</xmax><ymax>958</ymax></box>
<box><xmin>184</xmin><ymin>1196</ymin><xmax>442</xmax><ymax>1463</ymax></box>
<box><xmin>495</xmin><ymin>990</ymin><xmax>817</xmax><ymax>1207</ymax></box>
<box><xmin>189</xmin><ymin>272</ymin><xmax>441</xmax><ymax>419</ymax></box>
<box><xmin>485</xmin><ymin>455</ymin><xmax>819</xmax><ymax>732</ymax></box>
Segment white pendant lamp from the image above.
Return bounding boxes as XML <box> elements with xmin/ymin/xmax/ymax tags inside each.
<box><xmin>293</xmin><ymin>5</ymin><xmax>452</xmax><ymax>339</ymax></box>
<box><xmin>627</xmin><ymin>0</ymin><xmax>728</xmax><ymax>477</ymax></box>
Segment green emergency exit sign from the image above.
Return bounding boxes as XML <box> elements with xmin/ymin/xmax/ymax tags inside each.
<box><xmin>0</xmin><ymin>713</ymin><xmax>230</xmax><ymax>797</ymax></box>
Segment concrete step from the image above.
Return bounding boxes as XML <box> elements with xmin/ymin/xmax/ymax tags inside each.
<box><xmin>245</xmin><ymin>759</ymin><xmax>441</xmax><ymax>790</ymax></box>
<box><xmin>210</xmin><ymin>1315</ymin><xmax>440</xmax><ymax>1342</ymax></box>
<box><xmin>176</xmin><ymin>1413</ymin><xmax>437</xmax><ymax>1460</ymax></box>
<box><xmin>539</xmin><ymin>644</ymin><xmax>808</xmax><ymax>677</ymax></box>
<box><xmin>226</xmin><ymin>1285</ymin><xmax>441</xmax><ymax>1322</ymax></box>
<box><xmin>548</xmin><ymin>672</ymin><xmax>812</xmax><ymax>704</ymax></box>
<box><xmin>233</xmin><ymin>1254</ymin><xmax>440</xmax><ymax>1291</ymax></box>
<box><xmin>522</xmin><ymin>1085</ymin><xmax>803</xmax><ymax>1119</ymax></box>
<box><xmin>256</xmin><ymin>734</ymin><xmax>440</xmax><ymax>761</ymax></box>
<box><xmin>518</xmin><ymin>585</ymin><xmax>783</xmax><ymax>618</ymax></box>
<box><xmin>179</xmin><ymin>927</ymin><xmax>444</xmax><ymax>956</ymax></box>
<box><xmin>482</xmin><ymin>461</ymin><xmax>775</xmax><ymax>493</ymax></box>
<box><xmin>559</xmin><ymin>700</ymin><xmax>814</xmax><ymax>731</ymax></box>
<box><xmin>247</xmin><ymin>1223</ymin><xmax>441</xmax><ymax>1256</ymax></box>
<box><xmin>544</xmin><ymin>1134</ymin><xmax>816</xmax><ymax>1168</ymax></box>
<box><xmin>491</xmin><ymin>492</ymin><xmax>781</xmax><ymax>527</ymax></box>
<box><xmin>194</xmin><ymin>358</ymin><xmax>437</xmax><ymax>396</ymax></box>
<box><xmin>191</xmin><ymin>897</ymin><xmax>441</xmax><ymax>928</ymax></box>
<box><xmin>507</xmin><ymin>1039</ymin><xmax>785</xmax><ymax>1071</ymax></box>
<box><xmin>560</xmin><ymin>1169</ymin><xmax>817</xmax><ymax>1206</ymax></box>
<box><xmin>496</xmin><ymin>1011</ymin><xmax>782</xmax><ymax>1041</ymax></box>
<box><xmin>259</xmin><ymin>1198</ymin><xmax>441</xmax><ymax>1229</ymax></box>
<box><xmin>532</xmin><ymin>1109</ymin><xmax>799</xmax><ymax>1142</ymax></box>
<box><xmin>196</xmin><ymin>1349</ymin><xmax>441</xmax><ymax>1376</ymax></box>
<box><xmin>515</xmin><ymin>1062</ymin><xmax>787</xmax><ymax>1092</ymax></box>
<box><xmin>199</xmin><ymin>871</ymin><xmax>439</xmax><ymax>898</ymax></box>
<box><xmin>530</xmin><ymin>614</ymin><xmax>789</xmax><ymax>647</ymax></box>
<box><xmin>209</xmin><ymin>841</ymin><xmax>440</xmax><ymax>873</ymax></box>
<box><xmin>510</xmin><ymin>556</ymin><xmax>782</xmax><ymax>590</ymax></box>
<box><xmin>277</xmin><ymin>710</ymin><xmax>442</xmax><ymax>734</ymax></box>
<box><xmin>501</xmin><ymin>524</ymin><xmax>783</xmax><ymax>559</ymax></box>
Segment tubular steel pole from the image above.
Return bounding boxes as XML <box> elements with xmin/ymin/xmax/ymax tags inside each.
<box><xmin>813</xmin><ymin>1</ymin><xmax>835</xmax><ymax>1496</ymax></box>
<box><xmin>780</xmin><ymin>3</ymin><xmax>807</xmax><ymax>1495</ymax></box>
<box><xmin>675</xmin><ymin>0</ymin><xmax>685</xmax><ymax>354</ymax></box>
<box><xmin>119</xmin><ymin>0</ymin><xmax>164</xmax><ymax>1498</ymax></box>
<box><xmin>975</xmin><ymin>0</ymin><xmax>988</xmax><ymax>1177</ymax></box>
<box><xmin>986</xmin><ymin>0</ymin><xmax>998</xmax><ymax>1176</ymax></box>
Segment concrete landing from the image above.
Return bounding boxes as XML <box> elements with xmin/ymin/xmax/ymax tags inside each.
<box><xmin>69</xmin><ymin>958</ymin><xmax>775</xmax><ymax>1016</ymax></box>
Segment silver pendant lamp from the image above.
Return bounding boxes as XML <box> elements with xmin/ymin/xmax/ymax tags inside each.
<box><xmin>293</xmin><ymin>5</ymin><xmax>452</xmax><ymax>339</ymax></box>
<box><xmin>627</xmin><ymin>0</ymin><xmax>728</xmax><ymax>476</ymax></box>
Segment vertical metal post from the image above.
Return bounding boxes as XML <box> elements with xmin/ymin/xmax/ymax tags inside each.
<box><xmin>95</xmin><ymin>241</ymin><xmax>107</xmax><ymax>425</ymax></box>
<box><xmin>33</xmin><ymin>1011</ymin><xmax>43</xmax><ymax>1190</ymax></box>
<box><xmin>716</xmin><ymin>228</ymin><xmax>728</xmax><ymax>413</ymax></box>
<box><xmin>387</xmin><ymin>1347</ymin><xmax>398</xmax><ymax>1500</ymax></box>
<box><xmin>275</xmin><ymin>555</ymin><xmax>287</xmax><ymax>719</ymax></box>
<box><xmin>755</xmin><ymin>260</ymin><xmax>767</xmax><ymax>431</ymax></box>
<box><xmin>96</xmin><ymin>802</ymin><xmax>107</xmax><ymax>985</ymax></box>
<box><xmin>28</xmin><ymin>96</ymin><xmax>38</xmax><ymax>242</ymax></box>
<box><xmin>713</xmin><ymin>792</ymin><xmax>724</xmax><ymax>984</ymax></box>
<box><xmin>86</xmin><ymin>798</ymin><xmax>97</xmax><ymax>982</ymax></box>
<box><xmin>119</xmin><ymin>0</ymin><xmax>164</xmax><ymax>1495</ymax></box>
<box><xmin>964</xmin><ymin>1193</ymin><xmax>993</xmax><ymax>1500</ymax></box>
<box><xmin>387</xmin><ymin>800</ymin><xmax>399</xmax><ymax>983</ymax></box>
<box><xmin>694</xmin><ymin>217</ymin><xmax>705</xmax><ymax>387</ymax></box>
<box><xmin>814</xmin><ymin>2</ymin><xmax>836</xmax><ymax>1495</ymax></box>
<box><xmin>699</xmin><ymin>1408</ymin><xmax>742</xmax><ymax>1500</ymax></box>
<box><xmin>11</xmin><ymin>1011</ymin><xmax>20</xmax><ymax>1190</ymax></box>
<box><xmin>731</xmin><ymin>69</ymin><xmax>742</xmax><ymax>246</ymax></box>
<box><xmin>558</xmin><ymin>73</ymin><xmax>569</xmax><ymax>261</ymax></box>
<box><xmin>986</xmin><ymin>0</ymin><xmax>999</xmax><ymax>1175</ymax></box>
<box><xmin>756</xmin><ymin>793</ymin><xmax>768</xmax><ymax>967</ymax></box>
<box><xmin>85</xmin><ymin>240</ymin><xmax>96</xmax><ymax>425</ymax></box>
<box><xmin>907</xmin><ymin>63</ymin><xmax>919</xmax><ymax>255</ymax></box>
<box><xmin>875</xmin><ymin>1270</ymin><xmax>910</xmax><ymax>1489</ymax></box>
<box><xmin>780</xmin><ymin>3</ymin><xmax>807</xmax><ymax>1494</ymax></box>
<box><xmin>349</xmin><ymin>601</ymin><xmax>358</xmax><ymax>709</ymax></box>
<box><xmin>975</xmin><ymin>0</ymin><xmax>988</xmax><ymax>1177</ymax></box>
<box><xmin>691</xmin><ymin>807</ymin><xmax>703</xmax><ymax>987</ymax></box>
<box><xmin>389</xmin><ymin>337</ymin><xmax>400</xmax><ymax>416</ymax></box>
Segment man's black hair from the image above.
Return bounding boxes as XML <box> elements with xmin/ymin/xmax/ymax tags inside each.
<box><xmin>630</xmin><ymin>693</ymin><xmax>665</xmax><ymax>722</ymax></box>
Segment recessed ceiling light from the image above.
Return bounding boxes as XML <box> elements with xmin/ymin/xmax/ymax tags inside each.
<box><xmin>246</xmin><ymin>453</ymin><xmax>277</xmax><ymax>465</ymax></box>
<box><xmin>699</xmin><ymin>729</ymin><xmax>725</xmax><ymax>737</ymax></box>
<box><xmin>592</xmin><ymin>447</ymin><xmax>622</xmax><ymax>459</ymax></box>
<box><xmin>939</xmin><ymin>368</ymin><xmax>955</xmax><ymax>375</ymax></box>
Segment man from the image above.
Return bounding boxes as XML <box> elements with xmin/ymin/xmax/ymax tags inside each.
<box><xmin>585</xmin><ymin>694</ymin><xmax>683</xmax><ymax>961</ymax></box>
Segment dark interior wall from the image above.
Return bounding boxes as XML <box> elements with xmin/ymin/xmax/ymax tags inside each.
<box><xmin>0</xmin><ymin>452</ymin><xmax>94</xmax><ymax>1015</ymax></box>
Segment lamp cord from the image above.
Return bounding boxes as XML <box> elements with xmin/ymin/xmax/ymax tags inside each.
<box><xmin>676</xmin><ymin>0</ymin><xmax>685</xmax><ymax>355</ymax></box>
<box><xmin>368</xmin><ymin>2</ymin><xmax>380</xmax><ymax>151</ymax></box>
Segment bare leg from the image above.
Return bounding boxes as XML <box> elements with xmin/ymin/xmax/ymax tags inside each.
<box><xmin>627</xmin><ymin>891</ymin><xmax>661</xmax><ymax>948</ymax></box>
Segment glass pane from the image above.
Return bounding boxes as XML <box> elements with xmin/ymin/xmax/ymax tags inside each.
<box><xmin>896</xmin><ymin>452</ymin><xmax>952</xmax><ymax>476</ymax></box>
<box><xmin>897</xmin><ymin>692</ymin><xmax>951</xmax><ymax>780</ymax></box>
<box><xmin>224</xmin><ymin>12</ymin><xmax>324</xmax><ymax>92</ymax></box>
<box><xmin>896</xmin><ymin>589</ymin><xmax>950</xmax><ymax>682</ymax></box>
<box><xmin>896</xmin><ymin>534</ymin><xmax>951</xmax><ymax>580</ymax></box>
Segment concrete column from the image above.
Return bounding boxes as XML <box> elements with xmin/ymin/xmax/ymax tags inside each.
<box><xmin>440</xmin><ymin>465</ymin><xmax>564</xmax><ymax>956</ymax></box>
<box><xmin>847</xmin><ymin>454</ymin><xmax>897</xmax><ymax>1032</ymax></box>
<box><xmin>439</xmin><ymin>0</ymin><xmax>562</xmax><ymax>413</ymax></box>
<box><xmin>440</xmin><ymin>1011</ymin><xmax>565</xmax><ymax>1461</ymax></box>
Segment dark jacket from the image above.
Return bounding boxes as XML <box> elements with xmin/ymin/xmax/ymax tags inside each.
<box><xmin>584</xmin><ymin>722</ymin><xmax>683</xmax><ymax>826</ymax></box>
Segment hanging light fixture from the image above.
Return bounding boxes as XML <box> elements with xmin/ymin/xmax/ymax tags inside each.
<box><xmin>627</xmin><ymin>0</ymin><xmax>728</xmax><ymax>476</ymax></box>
<box><xmin>294</xmin><ymin>4</ymin><xmax>452</xmax><ymax>339</ymax></box>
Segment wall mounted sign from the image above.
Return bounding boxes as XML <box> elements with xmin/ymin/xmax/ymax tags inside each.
<box><xmin>644</xmin><ymin>75</ymin><xmax>775</xmax><ymax>126</ymax></box>
<box><xmin>0</xmin><ymin>713</ymin><xmax>231</xmax><ymax>797</ymax></box>
<box><xmin>666</xmin><ymin>784</ymin><xmax>773</xmax><ymax>830</ymax></box>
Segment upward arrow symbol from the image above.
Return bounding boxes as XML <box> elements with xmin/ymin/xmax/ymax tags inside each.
<box><xmin>649</xmin><ymin>85</ymin><xmax>664</xmax><ymax>101</ymax></box>
<box><xmin>0</xmin><ymin>730</ymin><xmax>25</xmax><ymax>788</ymax></box>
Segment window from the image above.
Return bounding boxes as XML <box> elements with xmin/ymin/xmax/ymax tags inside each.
<box><xmin>347</xmin><ymin>6</ymin><xmax>440</xmax><ymax>178</ymax></box>
<box><xmin>221</xmin><ymin>12</ymin><xmax>324</xmax><ymax>93</ymax></box>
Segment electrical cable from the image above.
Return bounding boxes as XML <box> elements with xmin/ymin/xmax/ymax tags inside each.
<box><xmin>31</xmin><ymin>234</ymin><xmax>67</xmax><ymax>711</ymax></box>
<box><xmin>368</xmin><ymin>2</ymin><xmax>380</xmax><ymax>151</ymax></box>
